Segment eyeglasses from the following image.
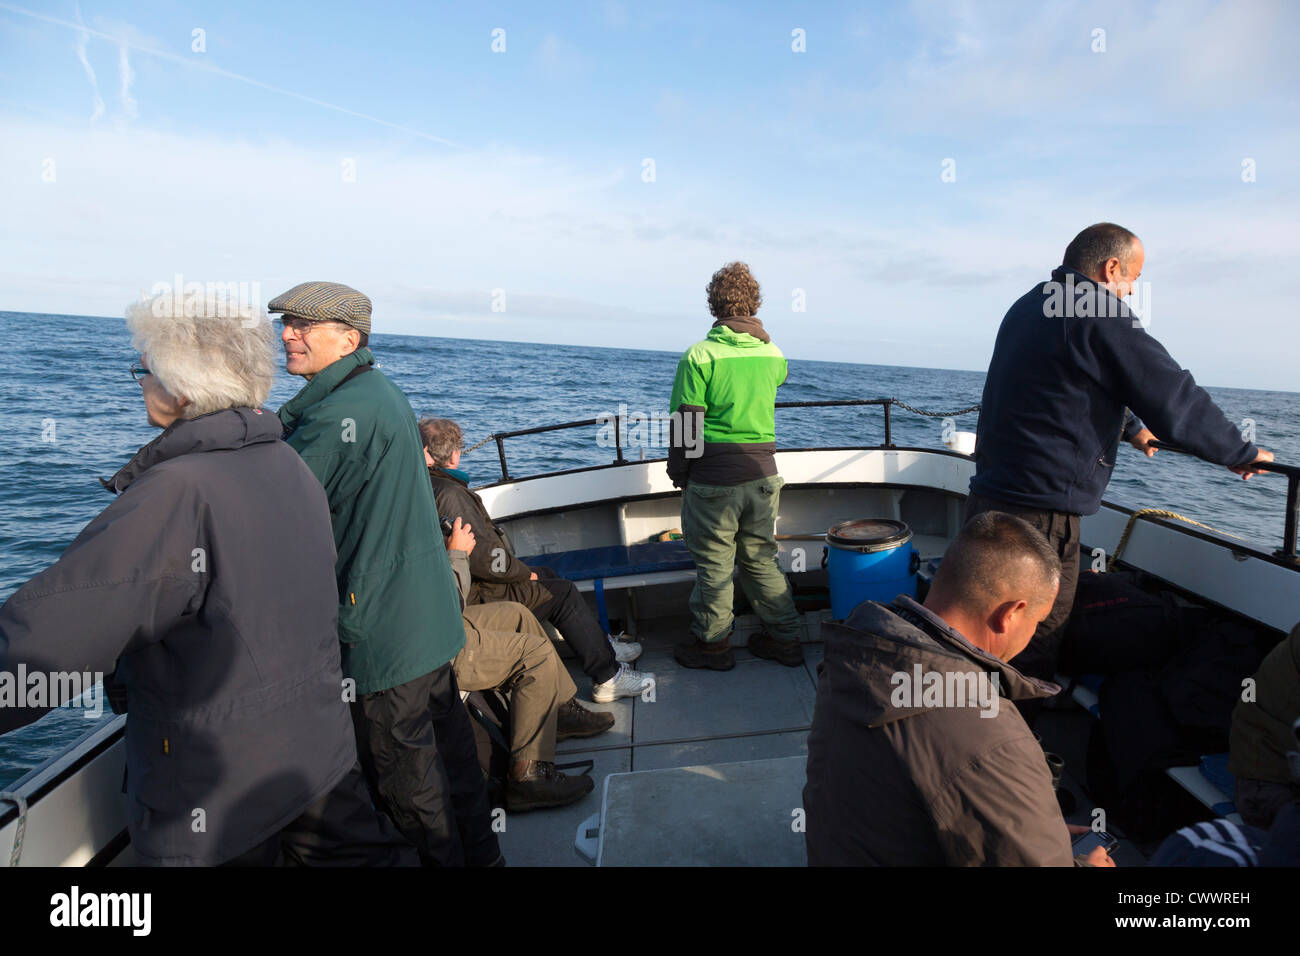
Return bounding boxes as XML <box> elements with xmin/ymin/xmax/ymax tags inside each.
<box><xmin>130</xmin><ymin>364</ymin><xmax>151</xmax><ymax>382</ymax></box>
<box><xmin>277</xmin><ymin>316</ymin><xmax>351</xmax><ymax>336</ymax></box>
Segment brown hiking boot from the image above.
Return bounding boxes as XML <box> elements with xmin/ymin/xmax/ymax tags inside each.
<box><xmin>556</xmin><ymin>697</ymin><xmax>615</xmax><ymax>741</ymax></box>
<box><xmin>507</xmin><ymin>760</ymin><xmax>594</xmax><ymax>812</ymax></box>
<box><xmin>673</xmin><ymin>636</ymin><xmax>735</xmax><ymax>671</ymax></box>
<box><xmin>748</xmin><ymin>630</ymin><xmax>804</xmax><ymax>666</ymax></box>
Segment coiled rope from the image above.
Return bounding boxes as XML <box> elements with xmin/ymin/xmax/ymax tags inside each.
<box><xmin>0</xmin><ymin>791</ymin><xmax>27</xmax><ymax>866</ymax></box>
<box><xmin>1107</xmin><ymin>508</ymin><xmax>1249</xmax><ymax>571</ymax></box>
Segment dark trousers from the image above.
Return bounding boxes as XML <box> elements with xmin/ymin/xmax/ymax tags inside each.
<box><xmin>963</xmin><ymin>493</ymin><xmax>1081</xmax><ymax>682</ymax></box>
<box><xmin>527</xmin><ymin>567</ymin><xmax>619</xmax><ymax>685</ymax></box>
<box><xmin>221</xmin><ymin>763</ymin><xmax>419</xmax><ymax>866</ymax></box>
<box><xmin>350</xmin><ymin>662</ymin><xmax>501</xmax><ymax>867</ymax></box>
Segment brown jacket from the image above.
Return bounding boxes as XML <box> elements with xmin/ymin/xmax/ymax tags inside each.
<box><xmin>803</xmin><ymin>596</ymin><xmax>1074</xmax><ymax>866</ymax></box>
<box><xmin>429</xmin><ymin>466</ymin><xmax>550</xmax><ymax>607</ymax></box>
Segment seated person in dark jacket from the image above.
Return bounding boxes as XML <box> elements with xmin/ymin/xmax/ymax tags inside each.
<box><xmin>803</xmin><ymin>512</ymin><xmax>1115</xmax><ymax>867</ymax></box>
<box><xmin>966</xmin><ymin>222</ymin><xmax>1273</xmax><ymax>684</ymax></box>
<box><xmin>443</xmin><ymin>516</ymin><xmax>613</xmax><ymax>811</ymax></box>
<box><xmin>0</xmin><ymin>292</ymin><xmax>414</xmax><ymax>866</ymax></box>
<box><xmin>419</xmin><ymin>418</ymin><xmax>654</xmax><ymax>703</ymax></box>
<box><xmin>1156</xmin><ymin>716</ymin><xmax>1300</xmax><ymax>866</ymax></box>
<box><xmin>1229</xmin><ymin>624</ymin><xmax>1300</xmax><ymax>828</ymax></box>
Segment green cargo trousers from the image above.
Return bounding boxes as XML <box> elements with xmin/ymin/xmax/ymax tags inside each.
<box><xmin>681</xmin><ymin>474</ymin><xmax>801</xmax><ymax>644</ymax></box>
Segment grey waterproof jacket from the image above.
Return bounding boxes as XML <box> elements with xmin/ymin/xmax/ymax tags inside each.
<box><xmin>803</xmin><ymin>595</ymin><xmax>1074</xmax><ymax>866</ymax></box>
<box><xmin>0</xmin><ymin>408</ymin><xmax>356</xmax><ymax>865</ymax></box>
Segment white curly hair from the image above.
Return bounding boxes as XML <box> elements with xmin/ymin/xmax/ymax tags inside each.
<box><xmin>125</xmin><ymin>292</ymin><xmax>274</xmax><ymax>417</ymax></box>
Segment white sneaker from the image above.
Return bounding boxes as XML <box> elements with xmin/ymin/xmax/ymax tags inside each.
<box><xmin>593</xmin><ymin>663</ymin><xmax>656</xmax><ymax>703</ymax></box>
<box><xmin>608</xmin><ymin>632</ymin><xmax>642</xmax><ymax>663</ymax></box>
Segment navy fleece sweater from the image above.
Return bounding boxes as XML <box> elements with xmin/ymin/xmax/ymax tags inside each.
<box><xmin>970</xmin><ymin>267</ymin><xmax>1257</xmax><ymax>515</ymax></box>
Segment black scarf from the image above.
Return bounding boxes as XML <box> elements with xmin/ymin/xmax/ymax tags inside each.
<box><xmin>710</xmin><ymin>316</ymin><xmax>770</xmax><ymax>343</ymax></box>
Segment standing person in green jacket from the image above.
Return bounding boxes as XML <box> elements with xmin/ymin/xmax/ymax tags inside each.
<box><xmin>272</xmin><ymin>281</ymin><xmax>500</xmax><ymax>867</ymax></box>
<box><xmin>669</xmin><ymin>262</ymin><xmax>803</xmax><ymax>671</ymax></box>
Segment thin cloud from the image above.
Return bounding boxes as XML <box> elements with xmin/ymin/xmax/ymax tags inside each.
<box><xmin>0</xmin><ymin>2</ymin><xmax>463</xmax><ymax>147</ymax></box>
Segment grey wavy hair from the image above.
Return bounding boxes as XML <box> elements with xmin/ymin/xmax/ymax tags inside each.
<box><xmin>418</xmin><ymin>418</ymin><xmax>463</xmax><ymax>467</ymax></box>
<box><xmin>125</xmin><ymin>294</ymin><xmax>274</xmax><ymax>418</ymax></box>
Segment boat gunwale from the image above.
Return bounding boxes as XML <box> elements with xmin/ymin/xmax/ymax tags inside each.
<box><xmin>476</xmin><ymin>445</ymin><xmax>1300</xmax><ymax>574</ymax></box>
<box><xmin>0</xmin><ymin>714</ymin><xmax>126</xmax><ymax>829</ymax></box>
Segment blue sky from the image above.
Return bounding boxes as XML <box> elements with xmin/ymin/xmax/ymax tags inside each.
<box><xmin>1</xmin><ymin>0</ymin><xmax>1298</xmax><ymax>389</ymax></box>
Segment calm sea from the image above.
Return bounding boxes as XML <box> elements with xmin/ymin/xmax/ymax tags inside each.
<box><xmin>1</xmin><ymin>310</ymin><xmax>1297</xmax><ymax>787</ymax></box>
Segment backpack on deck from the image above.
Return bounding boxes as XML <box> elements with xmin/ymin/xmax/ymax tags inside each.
<box><xmin>464</xmin><ymin>689</ymin><xmax>513</xmax><ymax>809</ymax></box>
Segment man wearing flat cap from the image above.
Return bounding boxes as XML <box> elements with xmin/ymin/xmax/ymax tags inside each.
<box><xmin>271</xmin><ymin>280</ymin><xmax>501</xmax><ymax>866</ymax></box>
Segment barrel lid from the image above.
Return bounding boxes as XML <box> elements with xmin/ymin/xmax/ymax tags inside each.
<box><xmin>827</xmin><ymin>518</ymin><xmax>912</xmax><ymax>552</ymax></box>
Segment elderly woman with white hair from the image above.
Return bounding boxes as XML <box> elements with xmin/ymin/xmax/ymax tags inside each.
<box><xmin>0</xmin><ymin>292</ymin><xmax>415</xmax><ymax>866</ymax></box>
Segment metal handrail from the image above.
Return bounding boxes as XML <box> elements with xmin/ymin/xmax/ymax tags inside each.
<box><xmin>483</xmin><ymin>398</ymin><xmax>979</xmax><ymax>481</ymax></box>
<box><xmin>475</xmin><ymin>407</ymin><xmax>1298</xmax><ymax>564</ymax></box>
<box><xmin>1149</xmin><ymin>441</ymin><xmax>1299</xmax><ymax>562</ymax></box>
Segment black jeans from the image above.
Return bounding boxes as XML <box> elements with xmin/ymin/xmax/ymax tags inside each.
<box><xmin>529</xmin><ymin>567</ymin><xmax>619</xmax><ymax>685</ymax></box>
<box><xmin>350</xmin><ymin>662</ymin><xmax>501</xmax><ymax>867</ymax></box>
<box><xmin>221</xmin><ymin>763</ymin><xmax>419</xmax><ymax>866</ymax></box>
<box><xmin>963</xmin><ymin>493</ymin><xmax>1081</xmax><ymax>682</ymax></box>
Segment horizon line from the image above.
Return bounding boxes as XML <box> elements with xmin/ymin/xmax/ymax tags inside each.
<box><xmin>1</xmin><ymin>308</ymin><xmax>1293</xmax><ymax>397</ymax></box>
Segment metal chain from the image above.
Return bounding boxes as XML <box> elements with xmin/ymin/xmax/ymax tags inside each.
<box><xmin>888</xmin><ymin>400</ymin><xmax>981</xmax><ymax>418</ymax></box>
<box><xmin>464</xmin><ymin>435</ymin><xmax>497</xmax><ymax>454</ymax></box>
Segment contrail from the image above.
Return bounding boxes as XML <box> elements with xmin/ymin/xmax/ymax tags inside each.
<box><xmin>118</xmin><ymin>42</ymin><xmax>137</xmax><ymax>118</ymax></box>
<box><xmin>0</xmin><ymin>2</ymin><xmax>465</xmax><ymax>147</ymax></box>
<box><xmin>72</xmin><ymin>2</ymin><xmax>104</xmax><ymax>121</ymax></box>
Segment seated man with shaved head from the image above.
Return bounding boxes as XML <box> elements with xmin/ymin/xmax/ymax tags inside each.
<box><xmin>802</xmin><ymin>512</ymin><xmax>1114</xmax><ymax>867</ymax></box>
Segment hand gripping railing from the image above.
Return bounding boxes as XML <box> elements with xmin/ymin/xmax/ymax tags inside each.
<box><xmin>1149</xmin><ymin>441</ymin><xmax>1300</xmax><ymax>562</ymax></box>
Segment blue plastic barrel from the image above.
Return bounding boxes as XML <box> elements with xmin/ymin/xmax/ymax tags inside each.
<box><xmin>826</xmin><ymin>519</ymin><xmax>919</xmax><ymax>619</ymax></box>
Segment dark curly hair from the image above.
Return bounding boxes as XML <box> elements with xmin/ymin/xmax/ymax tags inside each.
<box><xmin>706</xmin><ymin>262</ymin><xmax>762</xmax><ymax>319</ymax></box>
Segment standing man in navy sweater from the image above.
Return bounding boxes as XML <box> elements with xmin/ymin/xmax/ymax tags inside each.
<box><xmin>966</xmin><ymin>223</ymin><xmax>1273</xmax><ymax>685</ymax></box>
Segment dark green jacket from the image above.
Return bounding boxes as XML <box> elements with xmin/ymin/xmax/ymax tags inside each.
<box><xmin>278</xmin><ymin>348</ymin><xmax>465</xmax><ymax>694</ymax></box>
<box><xmin>1229</xmin><ymin>624</ymin><xmax>1300</xmax><ymax>785</ymax></box>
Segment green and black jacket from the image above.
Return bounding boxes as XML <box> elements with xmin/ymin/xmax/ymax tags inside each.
<box><xmin>668</xmin><ymin>318</ymin><xmax>788</xmax><ymax>487</ymax></box>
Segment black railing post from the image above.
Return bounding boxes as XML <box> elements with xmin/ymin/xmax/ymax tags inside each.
<box><xmin>614</xmin><ymin>410</ymin><xmax>626</xmax><ymax>464</ymax></box>
<box><xmin>495</xmin><ymin>435</ymin><xmax>510</xmax><ymax>482</ymax></box>
<box><xmin>1282</xmin><ymin>473</ymin><xmax>1300</xmax><ymax>562</ymax></box>
<box><xmin>882</xmin><ymin>401</ymin><xmax>893</xmax><ymax>447</ymax></box>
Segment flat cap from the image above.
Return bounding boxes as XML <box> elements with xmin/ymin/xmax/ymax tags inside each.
<box><xmin>267</xmin><ymin>281</ymin><xmax>372</xmax><ymax>338</ymax></box>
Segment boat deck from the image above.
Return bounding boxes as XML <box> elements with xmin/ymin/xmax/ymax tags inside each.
<box><xmin>497</xmin><ymin>608</ymin><xmax>1149</xmax><ymax>867</ymax></box>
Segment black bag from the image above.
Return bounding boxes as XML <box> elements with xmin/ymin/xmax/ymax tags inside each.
<box><xmin>463</xmin><ymin>689</ymin><xmax>595</xmax><ymax>810</ymax></box>
<box><xmin>1059</xmin><ymin>570</ymin><xmax>1184</xmax><ymax>675</ymax></box>
<box><xmin>464</xmin><ymin>689</ymin><xmax>513</xmax><ymax>809</ymax></box>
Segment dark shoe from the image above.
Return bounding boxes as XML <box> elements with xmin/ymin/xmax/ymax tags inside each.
<box><xmin>506</xmin><ymin>760</ymin><xmax>594</xmax><ymax>812</ymax></box>
<box><xmin>673</xmin><ymin>637</ymin><xmax>735</xmax><ymax>671</ymax></box>
<box><xmin>748</xmin><ymin>630</ymin><xmax>804</xmax><ymax>666</ymax></box>
<box><xmin>556</xmin><ymin>697</ymin><xmax>615</xmax><ymax>741</ymax></box>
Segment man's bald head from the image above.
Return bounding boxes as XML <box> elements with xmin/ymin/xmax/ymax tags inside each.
<box><xmin>1063</xmin><ymin>222</ymin><xmax>1145</xmax><ymax>299</ymax></box>
<box><xmin>924</xmin><ymin>512</ymin><xmax>1061</xmax><ymax>661</ymax></box>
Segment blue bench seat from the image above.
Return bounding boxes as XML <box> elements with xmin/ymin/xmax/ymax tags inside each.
<box><xmin>519</xmin><ymin>541</ymin><xmax>695</xmax><ymax>581</ymax></box>
<box><xmin>519</xmin><ymin>541</ymin><xmax>696</xmax><ymax>633</ymax></box>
